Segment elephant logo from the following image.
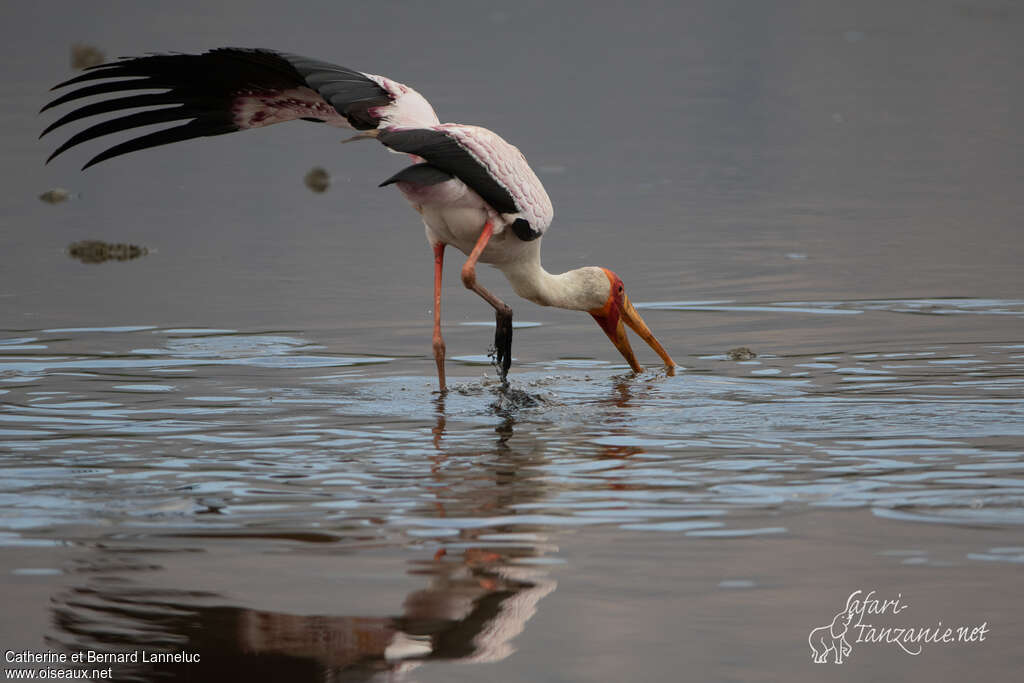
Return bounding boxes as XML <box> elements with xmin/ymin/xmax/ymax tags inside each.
<box><xmin>808</xmin><ymin>590</ymin><xmax>860</xmax><ymax>664</ymax></box>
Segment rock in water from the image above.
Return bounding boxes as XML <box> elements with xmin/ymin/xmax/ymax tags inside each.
<box><xmin>304</xmin><ymin>167</ymin><xmax>330</xmax><ymax>193</ymax></box>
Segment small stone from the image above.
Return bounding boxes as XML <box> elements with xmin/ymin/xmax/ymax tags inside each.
<box><xmin>727</xmin><ymin>347</ymin><xmax>757</xmax><ymax>361</ymax></box>
<box><xmin>70</xmin><ymin>43</ymin><xmax>105</xmax><ymax>70</ymax></box>
<box><xmin>67</xmin><ymin>240</ymin><xmax>149</xmax><ymax>264</ymax></box>
<box><xmin>304</xmin><ymin>167</ymin><xmax>330</xmax><ymax>193</ymax></box>
<box><xmin>39</xmin><ymin>188</ymin><xmax>72</xmax><ymax>204</ymax></box>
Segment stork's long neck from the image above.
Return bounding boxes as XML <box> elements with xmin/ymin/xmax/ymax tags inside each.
<box><xmin>496</xmin><ymin>242</ymin><xmax>606</xmax><ymax>312</ymax></box>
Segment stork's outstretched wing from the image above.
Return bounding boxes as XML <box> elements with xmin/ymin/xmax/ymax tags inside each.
<box><xmin>41</xmin><ymin>48</ymin><xmax>439</xmax><ymax>169</ymax></box>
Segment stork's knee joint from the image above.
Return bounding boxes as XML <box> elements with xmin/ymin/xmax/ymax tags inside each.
<box><xmin>460</xmin><ymin>264</ymin><xmax>476</xmax><ymax>289</ymax></box>
<box><xmin>432</xmin><ymin>338</ymin><xmax>446</xmax><ymax>355</ymax></box>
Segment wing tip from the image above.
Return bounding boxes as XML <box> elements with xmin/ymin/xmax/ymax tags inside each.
<box><xmin>81</xmin><ymin>155</ymin><xmax>104</xmax><ymax>171</ymax></box>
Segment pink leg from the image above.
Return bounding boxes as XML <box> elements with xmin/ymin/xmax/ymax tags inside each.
<box><xmin>460</xmin><ymin>222</ymin><xmax>514</xmax><ymax>381</ymax></box>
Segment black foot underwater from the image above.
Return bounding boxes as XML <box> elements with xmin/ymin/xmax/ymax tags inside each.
<box><xmin>492</xmin><ymin>307</ymin><xmax>513</xmax><ymax>383</ymax></box>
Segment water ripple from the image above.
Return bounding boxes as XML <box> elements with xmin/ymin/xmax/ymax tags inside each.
<box><xmin>0</xmin><ymin>327</ymin><xmax>1022</xmax><ymax>543</ymax></box>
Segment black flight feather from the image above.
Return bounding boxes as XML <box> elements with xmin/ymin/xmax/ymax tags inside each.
<box><xmin>377</xmin><ymin>128</ymin><xmax>519</xmax><ymax>215</ymax></box>
<box><xmin>41</xmin><ymin>48</ymin><xmax>394</xmax><ymax>168</ymax></box>
<box><xmin>83</xmin><ymin>120</ymin><xmax>239</xmax><ymax>170</ymax></box>
<box><xmin>266</xmin><ymin>53</ymin><xmax>391</xmax><ymax>130</ymax></box>
<box><xmin>46</xmin><ymin>107</ymin><xmax>208</xmax><ymax>164</ymax></box>
<box><xmin>379</xmin><ymin>163</ymin><xmax>454</xmax><ymax>188</ymax></box>
<box><xmin>40</xmin><ymin>93</ymin><xmax>193</xmax><ymax>138</ymax></box>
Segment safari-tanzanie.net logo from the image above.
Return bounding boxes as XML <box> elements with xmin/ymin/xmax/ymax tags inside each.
<box><xmin>808</xmin><ymin>590</ymin><xmax>989</xmax><ymax>664</ymax></box>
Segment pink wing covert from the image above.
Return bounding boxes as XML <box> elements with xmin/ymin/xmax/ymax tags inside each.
<box><xmin>440</xmin><ymin>124</ymin><xmax>554</xmax><ymax>235</ymax></box>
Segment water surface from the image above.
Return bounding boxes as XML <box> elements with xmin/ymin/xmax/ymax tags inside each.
<box><xmin>2</xmin><ymin>1</ymin><xmax>1023</xmax><ymax>680</ymax></box>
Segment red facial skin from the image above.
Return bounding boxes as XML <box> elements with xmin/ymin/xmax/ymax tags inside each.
<box><xmin>589</xmin><ymin>268</ymin><xmax>625</xmax><ymax>338</ymax></box>
<box><xmin>588</xmin><ymin>268</ymin><xmax>676</xmax><ymax>375</ymax></box>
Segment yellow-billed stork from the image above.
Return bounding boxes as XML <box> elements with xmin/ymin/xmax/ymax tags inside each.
<box><xmin>41</xmin><ymin>48</ymin><xmax>675</xmax><ymax>393</ymax></box>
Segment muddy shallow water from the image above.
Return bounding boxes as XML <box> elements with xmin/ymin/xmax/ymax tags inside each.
<box><xmin>3</xmin><ymin>1</ymin><xmax>1024</xmax><ymax>681</ymax></box>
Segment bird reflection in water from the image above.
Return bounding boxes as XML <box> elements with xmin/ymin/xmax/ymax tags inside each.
<box><xmin>49</xmin><ymin>393</ymin><xmax>565</xmax><ymax>682</ymax></box>
<box><xmin>607</xmin><ymin>375</ymin><xmax>636</xmax><ymax>409</ymax></box>
<box><xmin>50</xmin><ymin>544</ymin><xmax>556</xmax><ymax>682</ymax></box>
<box><xmin>45</xmin><ymin>377</ymin><xmax>665</xmax><ymax>680</ymax></box>
<box><xmin>429</xmin><ymin>379</ymin><xmax>535</xmax><ymax>449</ymax></box>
